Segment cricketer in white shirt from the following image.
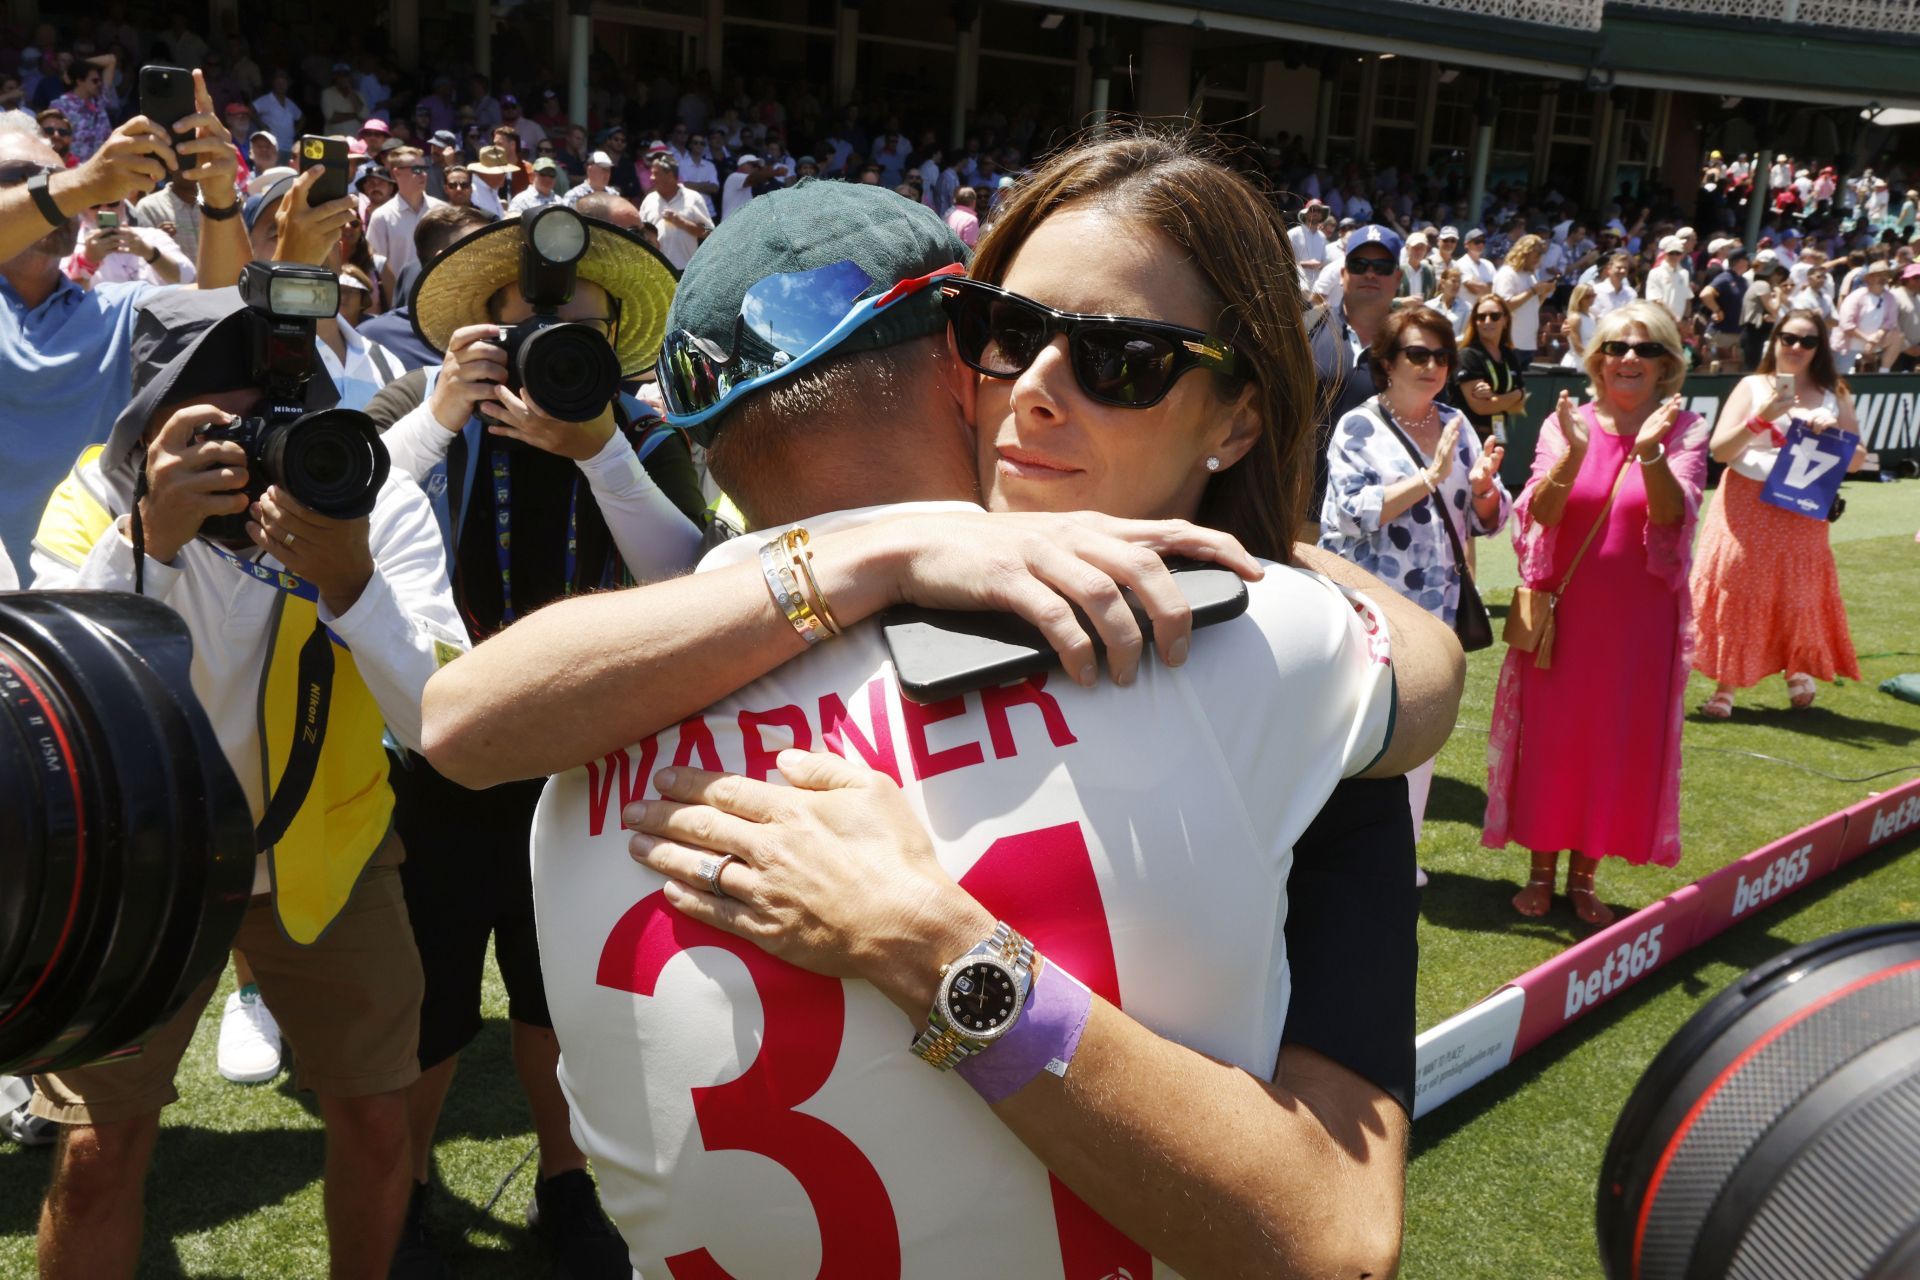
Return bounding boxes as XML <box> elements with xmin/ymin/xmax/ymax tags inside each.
<box><xmin>531</xmin><ymin>499</ymin><xmax>1394</xmax><ymax>1279</ymax></box>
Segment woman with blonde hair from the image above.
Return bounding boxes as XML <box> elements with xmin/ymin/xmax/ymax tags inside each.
<box><xmin>1692</xmin><ymin>309</ymin><xmax>1866</xmax><ymax>717</ymax></box>
<box><xmin>1492</xmin><ymin>233</ymin><xmax>1556</xmax><ymax>365</ymax></box>
<box><xmin>1486</xmin><ymin>301</ymin><xmax>1711</xmax><ymax>926</ymax></box>
<box><xmin>1561</xmin><ymin>282</ymin><xmax>1597</xmax><ymax>367</ymax></box>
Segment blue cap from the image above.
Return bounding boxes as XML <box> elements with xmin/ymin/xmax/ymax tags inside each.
<box><xmin>1344</xmin><ymin>224</ymin><xmax>1403</xmax><ymax>257</ymax></box>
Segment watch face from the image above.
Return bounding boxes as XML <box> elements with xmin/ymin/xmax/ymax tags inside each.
<box><xmin>945</xmin><ymin>959</ymin><xmax>1018</xmax><ymax>1036</ymax></box>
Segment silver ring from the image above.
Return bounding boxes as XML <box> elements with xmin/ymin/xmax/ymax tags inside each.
<box><xmin>283</xmin><ymin>530</ymin><xmax>296</xmax><ymax>548</ymax></box>
<box><xmin>697</xmin><ymin>853</ymin><xmax>741</xmax><ymax>900</ymax></box>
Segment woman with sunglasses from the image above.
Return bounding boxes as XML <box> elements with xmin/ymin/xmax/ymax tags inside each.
<box><xmin>1488</xmin><ymin>302</ymin><xmax>1710</xmax><ymax>927</ymax></box>
<box><xmin>1322</xmin><ymin>307</ymin><xmax>1510</xmax><ymax>866</ymax></box>
<box><xmin>1691</xmin><ymin>309</ymin><xmax>1865</xmax><ymax>718</ymax></box>
<box><xmin>1456</xmin><ymin>293</ymin><xmax>1526</xmax><ymax>443</ymax></box>
<box><xmin>50</xmin><ymin>55</ymin><xmax>115</xmax><ymax>163</ymax></box>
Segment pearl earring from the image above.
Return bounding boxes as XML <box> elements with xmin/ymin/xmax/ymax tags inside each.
<box><xmin>1205</xmin><ymin>456</ymin><xmax>1222</xmax><ymax>472</ymax></box>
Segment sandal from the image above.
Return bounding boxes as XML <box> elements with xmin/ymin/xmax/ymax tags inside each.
<box><xmin>1566</xmin><ymin>862</ymin><xmax>1615</xmax><ymax>929</ymax></box>
<box><xmin>1512</xmin><ymin>853</ymin><xmax>1557</xmax><ymax>918</ymax></box>
<box><xmin>1788</xmin><ymin>673</ymin><xmax>1817</xmax><ymax>710</ymax></box>
<box><xmin>1699</xmin><ymin>690</ymin><xmax>1735</xmax><ymax>720</ymax></box>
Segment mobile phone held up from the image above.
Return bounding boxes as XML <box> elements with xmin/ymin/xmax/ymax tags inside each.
<box><xmin>95</xmin><ymin>209</ymin><xmax>119</xmax><ymax>232</ymax></box>
<box><xmin>138</xmin><ymin>65</ymin><xmax>196</xmax><ymax>151</ymax></box>
<box><xmin>883</xmin><ymin>558</ymin><xmax>1250</xmax><ymax>705</ymax></box>
<box><xmin>298</xmin><ymin>135</ymin><xmax>349</xmax><ymax>206</ymax></box>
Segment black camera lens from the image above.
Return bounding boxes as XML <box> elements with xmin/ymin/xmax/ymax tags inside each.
<box><xmin>0</xmin><ymin>592</ymin><xmax>253</xmax><ymax>1075</ymax></box>
<box><xmin>514</xmin><ymin>320</ymin><xmax>622</xmax><ymax>423</ymax></box>
<box><xmin>259</xmin><ymin>408</ymin><xmax>391</xmax><ymax>520</ymax></box>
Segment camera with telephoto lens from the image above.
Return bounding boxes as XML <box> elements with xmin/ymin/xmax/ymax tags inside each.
<box><xmin>485</xmin><ymin>206</ymin><xmax>623</xmax><ymax>427</ymax></box>
<box><xmin>0</xmin><ymin>592</ymin><xmax>254</xmax><ymax>1074</ymax></box>
<box><xmin>196</xmin><ymin>262</ymin><xmax>391</xmax><ymax>541</ymax></box>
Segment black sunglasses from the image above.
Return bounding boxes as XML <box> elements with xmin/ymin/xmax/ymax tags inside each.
<box><xmin>1346</xmin><ymin>257</ymin><xmax>1398</xmax><ymax>277</ymax></box>
<box><xmin>1600</xmin><ymin>340</ymin><xmax>1671</xmax><ymax>359</ymax></box>
<box><xmin>1473</xmin><ymin>311</ymin><xmax>1506</xmax><ymax>324</ymax></box>
<box><xmin>40</xmin><ymin>125</ymin><xmax>71</xmax><ymax>138</ymax></box>
<box><xmin>0</xmin><ymin>161</ymin><xmax>56</xmax><ymax>186</ymax></box>
<box><xmin>1776</xmin><ymin>331</ymin><xmax>1821</xmax><ymax>350</ymax></box>
<box><xmin>444</xmin><ymin>180</ymin><xmax>472</xmax><ymax>189</ymax></box>
<box><xmin>939</xmin><ymin>277</ymin><xmax>1238</xmax><ymax>409</ymax></box>
<box><xmin>1397</xmin><ymin>345</ymin><xmax>1449</xmax><ymax>368</ymax></box>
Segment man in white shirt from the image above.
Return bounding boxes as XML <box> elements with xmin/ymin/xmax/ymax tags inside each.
<box><xmin>1458</xmin><ymin>228</ymin><xmax>1497</xmax><ymax>297</ymax></box>
<box><xmin>366</xmin><ymin>145</ymin><xmax>445</xmax><ymax>302</ymax></box>
<box><xmin>320</xmin><ymin>62</ymin><xmax>364</xmax><ymax>131</ymax></box>
<box><xmin>719</xmin><ymin>152</ymin><xmax>772</xmax><ymax>222</ymax></box>
<box><xmin>1644</xmin><ymin>236</ymin><xmax>1693</xmax><ymax>324</ymax></box>
<box><xmin>250</xmin><ymin>68</ymin><xmax>301</xmax><ymax>158</ymax></box>
<box><xmin>507</xmin><ymin>157</ymin><xmax>564</xmax><ymax>215</ymax></box>
<box><xmin>676</xmin><ymin>136</ymin><xmax>720</xmax><ymax>217</ymax></box>
<box><xmin>134</xmin><ymin>171</ymin><xmax>202</xmax><ymax>262</ymax></box>
<box><xmin>1287</xmin><ymin>200</ymin><xmax>1330</xmax><ymax>289</ymax></box>
<box><xmin>637</xmin><ymin>153</ymin><xmax>712</xmax><ymax>271</ymax></box>
<box><xmin>426</xmin><ymin>177</ymin><xmax>1431</xmax><ymax>1280</ymax></box>
<box><xmin>1590</xmin><ymin>251</ymin><xmax>1639</xmax><ymax>318</ymax></box>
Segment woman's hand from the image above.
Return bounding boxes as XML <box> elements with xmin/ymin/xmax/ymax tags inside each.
<box><xmin>1754</xmin><ymin>378</ymin><xmax>1793</xmax><ymax>422</ymax></box>
<box><xmin>843</xmin><ymin>511</ymin><xmax>1264</xmax><ymax>689</ymax></box>
<box><xmin>624</xmin><ymin>751</ymin><xmax>995</xmax><ymax>1019</ymax></box>
<box><xmin>1555</xmin><ymin>389</ymin><xmax>1587</xmax><ymax>455</ymax></box>
<box><xmin>272</xmin><ymin>166</ymin><xmax>357</xmax><ymax>266</ymax></box>
<box><xmin>1635</xmin><ymin>394</ymin><xmax>1685</xmax><ymax>458</ymax></box>
<box><xmin>1470</xmin><ymin>439</ymin><xmax>1505</xmax><ymax>496</ymax></box>
<box><xmin>1429</xmin><ymin>419</ymin><xmax>1460</xmax><ymax>483</ymax></box>
<box><xmin>484</xmin><ymin>383</ymin><xmax>619</xmax><ymax>461</ymax></box>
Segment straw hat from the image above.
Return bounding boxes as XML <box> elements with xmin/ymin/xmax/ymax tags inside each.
<box><xmin>467</xmin><ymin>144</ymin><xmax>519</xmax><ymax>175</ymax></box>
<box><xmin>409</xmin><ymin>211</ymin><xmax>678</xmax><ymax>376</ymax></box>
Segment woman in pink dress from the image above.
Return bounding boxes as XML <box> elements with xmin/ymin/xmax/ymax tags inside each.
<box><xmin>1692</xmin><ymin>309</ymin><xmax>1866</xmax><ymax>717</ymax></box>
<box><xmin>1485</xmin><ymin>301</ymin><xmax>1712</xmax><ymax>926</ymax></box>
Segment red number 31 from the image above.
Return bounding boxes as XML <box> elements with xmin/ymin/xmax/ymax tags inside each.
<box><xmin>596</xmin><ymin>822</ymin><xmax>1151</xmax><ymax>1279</ymax></box>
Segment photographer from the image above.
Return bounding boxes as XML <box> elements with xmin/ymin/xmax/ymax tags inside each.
<box><xmin>23</xmin><ymin>274</ymin><xmax>465</xmax><ymax>1280</ymax></box>
<box><xmin>0</xmin><ymin>67</ymin><xmax>246</xmax><ymax>581</ymax></box>
<box><xmin>365</xmin><ymin>208</ymin><xmax>702</xmax><ymax>1275</ymax></box>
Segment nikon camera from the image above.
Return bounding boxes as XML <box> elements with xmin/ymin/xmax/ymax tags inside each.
<box><xmin>197</xmin><ymin>263</ymin><xmax>390</xmax><ymax>541</ymax></box>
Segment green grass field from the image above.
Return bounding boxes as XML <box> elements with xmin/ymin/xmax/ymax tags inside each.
<box><xmin>2</xmin><ymin>482</ymin><xmax>1915</xmax><ymax>1278</ymax></box>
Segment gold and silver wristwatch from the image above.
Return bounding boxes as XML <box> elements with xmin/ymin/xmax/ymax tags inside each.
<box><xmin>910</xmin><ymin>921</ymin><xmax>1036</xmax><ymax>1070</ymax></box>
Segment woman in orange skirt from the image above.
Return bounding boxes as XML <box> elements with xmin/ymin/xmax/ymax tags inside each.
<box><xmin>1691</xmin><ymin>308</ymin><xmax>1867</xmax><ymax>716</ymax></box>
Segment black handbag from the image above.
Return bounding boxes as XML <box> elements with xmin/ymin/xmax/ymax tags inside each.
<box><xmin>1370</xmin><ymin>404</ymin><xmax>1495</xmax><ymax>652</ymax></box>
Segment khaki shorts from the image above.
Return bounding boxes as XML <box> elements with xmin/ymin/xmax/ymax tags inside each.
<box><xmin>30</xmin><ymin>838</ymin><xmax>423</xmax><ymax>1126</ymax></box>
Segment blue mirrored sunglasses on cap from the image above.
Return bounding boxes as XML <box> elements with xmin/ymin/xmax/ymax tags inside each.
<box><xmin>659</xmin><ymin>258</ymin><xmax>963</xmax><ymax>439</ymax></box>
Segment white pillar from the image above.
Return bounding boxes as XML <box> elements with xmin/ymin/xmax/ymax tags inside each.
<box><xmin>833</xmin><ymin>5</ymin><xmax>859</xmax><ymax>110</ymax></box>
<box><xmin>569</xmin><ymin>0</ymin><xmax>590</xmax><ymax>129</ymax></box>
<box><xmin>704</xmin><ymin>0</ymin><xmax>725</xmax><ymax>81</ymax></box>
<box><xmin>1466</xmin><ymin>120</ymin><xmax>1494</xmax><ymax>231</ymax></box>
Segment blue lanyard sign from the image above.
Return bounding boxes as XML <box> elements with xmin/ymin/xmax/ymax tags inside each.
<box><xmin>1759</xmin><ymin>421</ymin><xmax>1857</xmax><ymax>520</ymax></box>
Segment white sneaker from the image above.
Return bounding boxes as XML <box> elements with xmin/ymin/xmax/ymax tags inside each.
<box><xmin>217</xmin><ymin>989</ymin><xmax>283</xmax><ymax>1084</ymax></box>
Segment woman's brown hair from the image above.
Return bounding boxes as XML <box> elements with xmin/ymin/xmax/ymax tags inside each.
<box><xmin>1468</xmin><ymin>292</ymin><xmax>1517</xmax><ymax>361</ymax></box>
<box><xmin>1366</xmin><ymin>307</ymin><xmax>1457</xmax><ymax>390</ymax></box>
<box><xmin>969</xmin><ymin>127</ymin><xmax>1311</xmax><ymax>563</ymax></box>
<box><xmin>1757</xmin><ymin>308</ymin><xmax>1851</xmax><ymax>398</ymax></box>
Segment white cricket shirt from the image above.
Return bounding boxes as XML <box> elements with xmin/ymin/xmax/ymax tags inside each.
<box><xmin>532</xmin><ymin>500</ymin><xmax>1394</xmax><ymax>1279</ymax></box>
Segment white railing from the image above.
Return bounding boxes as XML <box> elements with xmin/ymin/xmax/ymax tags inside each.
<box><xmin>1399</xmin><ymin>0</ymin><xmax>1605</xmax><ymax>29</ymax></box>
<box><xmin>1608</xmin><ymin>0</ymin><xmax>1920</xmax><ymax>35</ymax></box>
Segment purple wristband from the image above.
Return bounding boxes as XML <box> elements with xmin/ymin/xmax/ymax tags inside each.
<box><xmin>954</xmin><ymin>959</ymin><xmax>1092</xmax><ymax>1104</ymax></box>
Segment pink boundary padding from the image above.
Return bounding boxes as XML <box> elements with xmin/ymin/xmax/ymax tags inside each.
<box><xmin>1418</xmin><ymin>775</ymin><xmax>1920</xmax><ymax>1103</ymax></box>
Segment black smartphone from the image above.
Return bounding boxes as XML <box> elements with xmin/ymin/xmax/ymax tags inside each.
<box><xmin>297</xmin><ymin>135</ymin><xmax>349</xmax><ymax>206</ymax></box>
<box><xmin>139</xmin><ymin>65</ymin><xmax>196</xmax><ymax>151</ymax></box>
<box><xmin>883</xmin><ymin>558</ymin><xmax>1251</xmax><ymax>705</ymax></box>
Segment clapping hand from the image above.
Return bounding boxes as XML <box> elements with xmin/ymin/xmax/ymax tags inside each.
<box><xmin>1555</xmin><ymin>389</ymin><xmax>1587</xmax><ymax>454</ymax></box>
<box><xmin>1470</xmin><ymin>439</ymin><xmax>1506</xmax><ymax>496</ymax></box>
<box><xmin>1429</xmin><ymin>419</ymin><xmax>1460</xmax><ymax>483</ymax></box>
<box><xmin>1636</xmin><ymin>394</ymin><xmax>1685</xmax><ymax>458</ymax></box>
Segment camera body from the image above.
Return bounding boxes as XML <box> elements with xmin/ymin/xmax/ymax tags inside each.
<box><xmin>484</xmin><ymin>206</ymin><xmax>622</xmax><ymax>428</ymax></box>
<box><xmin>198</xmin><ymin>263</ymin><xmax>390</xmax><ymax>540</ymax></box>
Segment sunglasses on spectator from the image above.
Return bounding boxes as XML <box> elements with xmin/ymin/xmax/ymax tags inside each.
<box><xmin>1776</xmin><ymin>331</ymin><xmax>1821</xmax><ymax>350</ymax></box>
<box><xmin>1600</xmin><ymin>341</ymin><xmax>1671</xmax><ymax>359</ymax></box>
<box><xmin>390</xmin><ymin>164</ymin><xmax>426</xmax><ymax>173</ymax></box>
<box><xmin>1474</xmin><ymin>311</ymin><xmax>1505</xmax><ymax>324</ymax></box>
<box><xmin>41</xmin><ymin>126</ymin><xmax>71</xmax><ymax>139</ymax></box>
<box><xmin>0</xmin><ymin>161</ymin><xmax>57</xmax><ymax>186</ymax></box>
<box><xmin>445</xmin><ymin>180</ymin><xmax>472</xmax><ymax>190</ymax></box>
<box><xmin>942</xmin><ymin>276</ymin><xmax>1239</xmax><ymax>408</ymax></box>
<box><xmin>1397</xmin><ymin>345</ymin><xmax>1449</xmax><ymax>368</ymax></box>
<box><xmin>1346</xmin><ymin>257</ymin><xmax>1397</xmax><ymax>277</ymax></box>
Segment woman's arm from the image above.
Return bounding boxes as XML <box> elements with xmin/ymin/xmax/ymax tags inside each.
<box><xmin>424</xmin><ymin>512</ymin><xmax>1265</xmax><ymax>787</ymax></box>
<box><xmin>1524</xmin><ymin>393</ymin><xmax>1588</xmax><ymax>528</ymax></box>
<box><xmin>1709</xmin><ymin>376</ymin><xmax>1764</xmax><ymax>464</ymax></box>
<box><xmin>1635</xmin><ymin>397</ymin><xmax>1690</xmax><ymax>526</ymax></box>
<box><xmin>1836</xmin><ymin>386</ymin><xmax>1869</xmax><ymax>471</ymax></box>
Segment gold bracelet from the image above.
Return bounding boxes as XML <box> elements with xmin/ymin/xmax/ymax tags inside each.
<box><xmin>759</xmin><ymin>535</ymin><xmax>834</xmax><ymax>645</ymax></box>
<box><xmin>777</xmin><ymin>527</ymin><xmax>842</xmax><ymax>637</ymax></box>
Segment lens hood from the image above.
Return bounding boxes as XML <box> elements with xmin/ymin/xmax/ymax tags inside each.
<box><xmin>0</xmin><ymin>592</ymin><xmax>253</xmax><ymax>1075</ymax></box>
